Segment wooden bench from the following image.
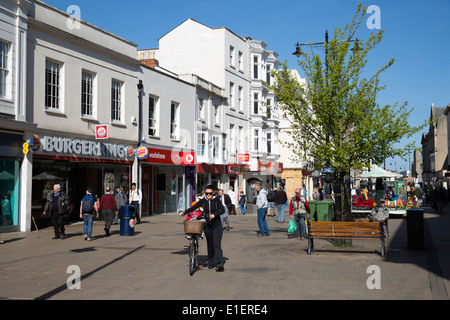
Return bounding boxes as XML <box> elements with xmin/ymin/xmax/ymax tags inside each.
<box><xmin>307</xmin><ymin>221</ymin><xmax>386</xmax><ymax>257</ymax></box>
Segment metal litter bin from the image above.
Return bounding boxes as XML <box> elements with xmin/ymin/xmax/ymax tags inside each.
<box><xmin>120</xmin><ymin>205</ymin><xmax>136</xmax><ymax>236</ymax></box>
<box><xmin>406</xmin><ymin>208</ymin><xmax>424</xmax><ymax>250</ymax></box>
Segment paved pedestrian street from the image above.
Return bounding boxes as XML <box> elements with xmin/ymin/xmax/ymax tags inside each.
<box><xmin>1</xmin><ymin>205</ymin><xmax>449</xmax><ymax>304</ymax></box>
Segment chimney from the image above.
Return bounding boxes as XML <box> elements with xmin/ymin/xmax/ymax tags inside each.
<box><xmin>141</xmin><ymin>59</ymin><xmax>159</xmax><ymax>69</ymax></box>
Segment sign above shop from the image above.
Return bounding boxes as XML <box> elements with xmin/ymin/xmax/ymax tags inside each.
<box><xmin>258</xmin><ymin>161</ymin><xmax>283</xmax><ymax>174</ymax></box>
<box><xmin>140</xmin><ymin>147</ymin><xmax>195</xmax><ymax>166</ymax></box>
<box><xmin>227</xmin><ymin>164</ymin><xmax>250</xmax><ymax>175</ymax></box>
<box><xmin>238</xmin><ymin>153</ymin><xmax>249</xmax><ymax>162</ymax></box>
<box><xmin>39</xmin><ymin>135</ymin><xmax>129</xmax><ymax>159</ymax></box>
<box><xmin>95</xmin><ymin>125</ymin><xmax>108</xmax><ymax>140</ymax></box>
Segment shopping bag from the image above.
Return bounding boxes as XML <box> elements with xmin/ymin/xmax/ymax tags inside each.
<box><xmin>288</xmin><ymin>219</ymin><xmax>297</xmax><ymax>234</ymax></box>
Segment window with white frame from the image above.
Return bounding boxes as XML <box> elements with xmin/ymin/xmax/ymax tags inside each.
<box><xmin>230</xmin><ymin>46</ymin><xmax>235</xmax><ymax>67</ymax></box>
<box><xmin>238</xmin><ymin>86</ymin><xmax>243</xmax><ymax>112</ymax></box>
<box><xmin>254</xmin><ymin>129</ymin><xmax>260</xmax><ymax>151</ymax></box>
<box><xmin>253</xmin><ymin>93</ymin><xmax>259</xmax><ymax>114</ymax></box>
<box><xmin>238</xmin><ymin>51</ymin><xmax>243</xmax><ymax>71</ymax></box>
<box><xmin>267</xmin><ymin>132</ymin><xmax>272</xmax><ymax>154</ymax></box>
<box><xmin>111</xmin><ymin>80</ymin><xmax>123</xmax><ymax>121</ymax></box>
<box><xmin>170</xmin><ymin>102</ymin><xmax>180</xmax><ymax>139</ymax></box>
<box><xmin>229</xmin><ymin>82</ymin><xmax>234</xmax><ymax>109</ymax></box>
<box><xmin>198</xmin><ymin>98</ymin><xmax>204</xmax><ymax>121</ymax></box>
<box><xmin>266</xmin><ymin>98</ymin><xmax>271</xmax><ymax>118</ymax></box>
<box><xmin>222</xmin><ymin>133</ymin><xmax>227</xmax><ymax>161</ymax></box>
<box><xmin>0</xmin><ymin>41</ymin><xmax>10</xmax><ymax>98</ymax></box>
<box><xmin>214</xmin><ymin>105</ymin><xmax>220</xmax><ymax>126</ymax></box>
<box><xmin>81</xmin><ymin>70</ymin><xmax>95</xmax><ymax>116</ymax></box>
<box><xmin>238</xmin><ymin>126</ymin><xmax>244</xmax><ymax>153</ymax></box>
<box><xmin>45</xmin><ymin>59</ymin><xmax>62</xmax><ymax>109</ymax></box>
<box><xmin>253</xmin><ymin>55</ymin><xmax>259</xmax><ymax>79</ymax></box>
<box><xmin>230</xmin><ymin>124</ymin><xmax>235</xmax><ymax>153</ymax></box>
<box><xmin>266</xmin><ymin>64</ymin><xmax>271</xmax><ymax>85</ymax></box>
<box><xmin>148</xmin><ymin>95</ymin><xmax>159</xmax><ymax>136</ymax></box>
<box><xmin>197</xmin><ymin>132</ymin><xmax>206</xmax><ymax>157</ymax></box>
<box><xmin>212</xmin><ymin>135</ymin><xmax>220</xmax><ymax>159</ymax></box>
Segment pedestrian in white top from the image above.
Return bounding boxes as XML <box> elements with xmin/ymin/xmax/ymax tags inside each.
<box><xmin>129</xmin><ymin>183</ymin><xmax>142</xmax><ymax>224</ymax></box>
<box><xmin>227</xmin><ymin>187</ymin><xmax>236</xmax><ymax>206</ymax></box>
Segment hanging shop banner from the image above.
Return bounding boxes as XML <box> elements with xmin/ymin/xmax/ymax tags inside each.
<box><xmin>95</xmin><ymin>125</ymin><xmax>108</xmax><ymax>140</ymax></box>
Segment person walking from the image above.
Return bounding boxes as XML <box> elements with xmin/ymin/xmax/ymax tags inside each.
<box><xmin>99</xmin><ymin>187</ymin><xmax>118</xmax><ymax>237</ymax></box>
<box><xmin>180</xmin><ymin>185</ymin><xmax>226</xmax><ymax>272</ymax></box>
<box><xmin>239</xmin><ymin>191</ymin><xmax>246</xmax><ymax>214</ymax></box>
<box><xmin>43</xmin><ymin>184</ymin><xmax>70</xmax><ymax>239</ymax></box>
<box><xmin>255</xmin><ymin>182</ymin><xmax>270</xmax><ymax>237</ymax></box>
<box><xmin>79</xmin><ymin>187</ymin><xmax>98</xmax><ymax>241</ymax></box>
<box><xmin>274</xmin><ymin>186</ymin><xmax>288</xmax><ymax>223</ymax></box>
<box><xmin>218</xmin><ymin>189</ymin><xmax>231</xmax><ymax>231</ymax></box>
<box><xmin>114</xmin><ymin>186</ymin><xmax>127</xmax><ymax>224</ymax></box>
<box><xmin>289</xmin><ymin>188</ymin><xmax>311</xmax><ymax>240</ymax></box>
<box><xmin>129</xmin><ymin>183</ymin><xmax>142</xmax><ymax>224</ymax></box>
<box><xmin>227</xmin><ymin>186</ymin><xmax>237</xmax><ymax>215</ymax></box>
<box><xmin>267</xmin><ymin>188</ymin><xmax>276</xmax><ymax>217</ymax></box>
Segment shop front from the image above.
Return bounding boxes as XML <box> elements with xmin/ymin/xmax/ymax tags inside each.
<box><xmin>244</xmin><ymin>161</ymin><xmax>283</xmax><ymax>204</ymax></box>
<box><xmin>0</xmin><ymin>133</ymin><xmax>24</xmax><ymax>232</ymax></box>
<box><xmin>196</xmin><ymin>163</ymin><xmax>226</xmax><ymax>191</ymax></box>
<box><xmin>31</xmin><ymin>134</ymin><xmax>135</xmax><ymax>227</ymax></box>
<box><xmin>140</xmin><ymin>146</ymin><xmax>196</xmax><ymax>215</ymax></box>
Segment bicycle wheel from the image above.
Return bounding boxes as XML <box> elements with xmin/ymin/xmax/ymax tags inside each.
<box><xmin>189</xmin><ymin>237</ymin><xmax>198</xmax><ymax>276</ymax></box>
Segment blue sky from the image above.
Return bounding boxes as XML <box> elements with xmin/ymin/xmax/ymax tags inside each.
<box><xmin>44</xmin><ymin>0</ymin><xmax>450</xmax><ymax>172</ymax></box>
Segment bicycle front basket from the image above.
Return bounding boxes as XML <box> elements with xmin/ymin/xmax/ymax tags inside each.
<box><xmin>184</xmin><ymin>220</ymin><xmax>205</xmax><ymax>235</ymax></box>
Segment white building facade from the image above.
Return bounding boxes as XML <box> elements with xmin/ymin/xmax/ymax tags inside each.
<box><xmin>138</xmin><ymin>63</ymin><xmax>197</xmax><ymax>215</ymax></box>
<box><xmin>26</xmin><ymin>0</ymin><xmax>140</xmax><ymax>229</ymax></box>
<box><xmin>153</xmin><ymin>19</ymin><xmax>282</xmax><ymax>203</ymax></box>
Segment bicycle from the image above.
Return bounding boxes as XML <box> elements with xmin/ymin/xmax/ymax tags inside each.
<box><xmin>182</xmin><ymin>217</ymin><xmax>205</xmax><ymax>276</ymax></box>
<box><xmin>186</xmin><ymin>232</ymin><xmax>202</xmax><ymax>276</ymax></box>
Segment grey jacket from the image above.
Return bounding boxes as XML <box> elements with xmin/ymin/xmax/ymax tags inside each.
<box><xmin>370</xmin><ymin>205</ymin><xmax>389</xmax><ymax>222</ymax></box>
<box><xmin>115</xmin><ymin>191</ymin><xmax>128</xmax><ymax>209</ymax></box>
<box><xmin>256</xmin><ymin>188</ymin><xmax>268</xmax><ymax>209</ymax></box>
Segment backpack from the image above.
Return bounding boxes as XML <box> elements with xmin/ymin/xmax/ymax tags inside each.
<box><xmin>81</xmin><ymin>195</ymin><xmax>94</xmax><ymax>213</ymax></box>
<box><xmin>267</xmin><ymin>191</ymin><xmax>275</xmax><ymax>202</ymax></box>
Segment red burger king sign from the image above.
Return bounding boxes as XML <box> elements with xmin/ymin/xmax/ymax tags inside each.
<box><xmin>95</xmin><ymin>125</ymin><xmax>108</xmax><ymax>140</ymax></box>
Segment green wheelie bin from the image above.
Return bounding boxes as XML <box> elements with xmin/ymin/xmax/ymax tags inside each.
<box><xmin>316</xmin><ymin>200</ymin><xmax>333</xmax><ymax>221</ymax></box>
<box><xmin>308</xmin><ymin>200</ymin><xmax>317</xmax><ymax>221</ymax></box>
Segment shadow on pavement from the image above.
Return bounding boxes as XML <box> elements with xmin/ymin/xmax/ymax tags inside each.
<box><xmin>34</xmin><ymin>245</ymin><xmax>145</xmax><ymax>300</ymax></box>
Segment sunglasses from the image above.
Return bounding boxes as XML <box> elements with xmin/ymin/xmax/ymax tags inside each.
<box><xmin>205</xmin><ymin>192</ymin><xmax>214</xmax><ymax>196</ymax></box>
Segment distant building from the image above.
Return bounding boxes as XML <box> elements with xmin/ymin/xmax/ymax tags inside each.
<box><xmin>422</xmin><ymin>104</ymin><xmax>448</xmax><ymax>187</ymax></box>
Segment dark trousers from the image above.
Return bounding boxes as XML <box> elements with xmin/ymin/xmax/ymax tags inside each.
<box><xmin>204</xmin><ymin>219</ymin><xmax>224</xmax><ymax>266</ymax></box>
<box><xmin>130</xmin><ymin>201</ymin><xmax>141</xmax><ymax>223</ymax></box>
<box><xmin>52</xmin><ymin>213</ymin><xmax>65</xmax><ymax>237</ymax></box>
<box><xmin>103</xmin><ymin>209</ymin><xmax>115</xmax><ymax>232</ymax></box>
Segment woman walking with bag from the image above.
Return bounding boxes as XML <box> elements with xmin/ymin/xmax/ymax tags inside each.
<box><xmin>180</xmin><ymin>185</ymin><xmax>226</xmax><ymax>272</ymax></box>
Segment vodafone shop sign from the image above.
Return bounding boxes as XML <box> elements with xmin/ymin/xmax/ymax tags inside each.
<box><xmin>140</xmin><ymin>147</ymin><xmax>195</xmax><ymax>165</ymax></box>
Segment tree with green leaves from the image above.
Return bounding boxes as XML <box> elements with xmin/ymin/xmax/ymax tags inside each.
<box><xmin>270</xmin><ymin>3</ymin><xmax>426</xmax><ymax>220</ymax></box>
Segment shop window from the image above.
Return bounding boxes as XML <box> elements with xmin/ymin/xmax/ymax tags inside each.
<box><xmin>0</xmin><ymin>160</ymin><xmax>19</xmax><ymax>227</ymax></box>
